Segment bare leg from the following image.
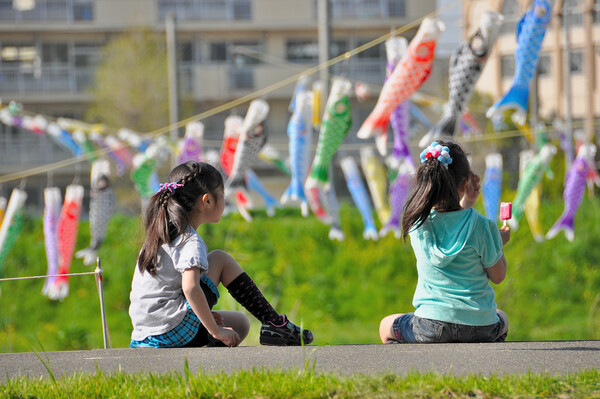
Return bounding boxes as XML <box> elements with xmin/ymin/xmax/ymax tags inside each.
<box><xmin>379</xmin><ymin>313</ymin><xmax>405</xmax><ymax>343</ymax></box>
<box><xmin>214</xmin><ymin>310</ymin><xmax>250</xmax><ymax>341</ymax></box>
<box><xmin>205</xmin><ymin>249</ymin><xmax>244</xmax><ymax>287</ymax></box>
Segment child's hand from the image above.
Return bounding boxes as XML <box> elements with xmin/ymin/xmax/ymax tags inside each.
<box><xmin>214</xmin><ymin>326</ymin><xmax>241</xmax><ymax>347</ymax></box>
<box><xmin>500</xmin><ymin>225</ymin><xmax>511</xmax><ymax>246</ymax></box>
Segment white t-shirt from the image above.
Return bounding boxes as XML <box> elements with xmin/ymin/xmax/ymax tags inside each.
<box><xmin>129</xmin><ymin>226</ymin><xmax>209</xmax><ymax>341</ymax></box>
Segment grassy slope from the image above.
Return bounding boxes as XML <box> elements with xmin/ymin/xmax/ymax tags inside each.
<box><xmin>0</xmin><ymin>196</ymin><xmax>599</xmax><ymax>352</ymax></box>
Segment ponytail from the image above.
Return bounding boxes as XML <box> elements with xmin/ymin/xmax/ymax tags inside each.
<box><xmin>401</xmin><ymin>140</ymin><xmax>470</xmax><ymax>239</ymax></box>
<box><xmin>137</xmin><ymin>161</ymin><xmax>223</xmax><ymax>275</ymax></box>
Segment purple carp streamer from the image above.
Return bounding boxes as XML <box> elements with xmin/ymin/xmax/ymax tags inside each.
<box><xmin>178</xmin><ymin>121</ymin><xmax>204</xmax><ymax>164</ymax></box>
<box><xmin>546</xmin><ymin>144</ymin><xmax>597</xmax><ymax>242</ymax></box>
<box><xmin>42</xmin><ymin>187</ymin><xmax>62</xmax><ymax>296</ymax></box>
<box><xmin>380</xmin><ymin>159</ymin><xmax>415</xmax><ymax>239</ymax></box>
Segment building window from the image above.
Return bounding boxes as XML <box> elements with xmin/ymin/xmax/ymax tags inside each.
<box><xmin>388</xmin><ymin>0</ymin><xmax>405</xmax><ymax>17</ymax></box>
<box><xmin>285</xmin><ymin>40</ymin><xmax>346</xmax><ymax>63</ymax></box>
<box><xmin>500</xmin><ymin>0</ymin><xmax>520</xmax><ymax>34</ymax></box>
<box><xmin>593</xmin><ymin>0</ymin><xmax>600</xmax><ymax>23</ymax></box>
<box><xmin>537</xmin><ymin>54</ymin><xmax>551</xmax><ymax>76</ymax></box>
<box><xmin>231</xmin><ymin>0</ymin><xmax>251</xmax><ymax>19</ymax></box>
<box><xmin>0</xmin><ymin>41</ymin><xmax>101</xmax><ymax>93</ymax></box>
<box><xmin>356</xmin><ymin>38</ymin><xmax>381</xmax><ymax>59</ymax></box>
<box><xmin>0</xmin><ymin>0</ymin><xmax>93</xmax><ymax>22</ymax></box>
<box><xmin>228</xmin><ymin>66</ymin><xmax>253</xmax><ymax>90</ymax></box>
<box><xmin>286</xmin><ymin>40</ymin><xmax>318</xmax><ymax>62</ymax></box>
<box><xmin>42</xmin><ymin>43</ymin><xmax>69</xmax><ymax>64</ymax></box>
<box><xmin>564</xmin><ymin>0</ymin><xmax>583</xmax><ymax>26</ymax></box>
<box><xmin>230</xmin><ymin>42</ymin><xmax>262</xmax><ymax>66</ymax></box>
<box><xmin>328</xmin><ymin>0</ymin><xmax>405</xmax><ymax>18</ymax></box>
<box><xmin>207</xmin><ymin>41</ymin><xmax>262</xmax><ymax>66</ymax></box>
<box><xmin>0</xmin><ymin>43</ymin><xmax>39</xmax><ymax>75</ymax></box>
<box><xmin>569</xmin><ymin>50</ymin><xmax>583</xmax><ymax>74</ymax></box>
<box><xmin>157</xmin><ymin>0</ymin><xmax>251</xmax><ymax>21</ymax></box>
<box><xmin>500</xmin><ymin>54</ymin><xmax>515</xmax><ymax>79</ymax></box>
<box><xmin>178</xmin><ymin>41</ymin><xmax>194</xmax><ymax>64</ymax></box>
<box><xmin>73</xmin><ymin>0</ymin><xmax>93</xmax><ymax>20</ymax></box>
<box><xmin>73</xmin><ymin>43</ymin><xmax>101</xmax><ymax>90</ymax></box>
<box><xmin>210</xmin><ymin>43</ymin><xmax>227</xmax><ymax>62</ymax></box>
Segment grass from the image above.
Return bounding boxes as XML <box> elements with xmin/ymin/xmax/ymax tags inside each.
<box><xmin>1</xmin><ymin>193</ymin><xmax>600</xmax><ymax>352</ymax></box>
<box><xmin>0</xmin><ymin>163</ymin><xmax>599</xmax><ymax>395</ymax></box>
<box><xmin>2</xmin><ymin>368</ymin><xmax>600</xmax><ymax>398</ymax></box>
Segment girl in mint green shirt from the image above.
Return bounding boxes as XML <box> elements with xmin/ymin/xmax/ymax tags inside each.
<box><xmin>379</xmin><ymin>141</ymin><xmax>511</xmax><ymax>343</ymax></box>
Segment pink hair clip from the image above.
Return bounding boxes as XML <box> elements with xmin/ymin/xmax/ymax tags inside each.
<box><xmin>158</xmin><ymin>182</ymin><xmax>184</xmax><ymax>193</ymax></box>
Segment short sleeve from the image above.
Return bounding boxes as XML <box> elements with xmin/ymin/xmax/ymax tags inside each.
<box><xmin>172</xmin><ymin>231</ymin><xmax>209</xmax><ymax>274</ymax></box>
<box><xmin>477</xmin><ymin>217</ymin><xmax>503</xmax><ymax>268</ymax></box>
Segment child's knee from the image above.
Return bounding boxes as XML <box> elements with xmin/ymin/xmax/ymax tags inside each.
<box><xmin>379</xmin><ymin>314</ymin><xmax>400</xmax><ymax>343</ymax></box>
<box><xmin>497</xmin><ymin>309</ymin><xmax>509</xmax><ymax>333</ymax></box>
<box><xmin>208</xmin><ymin>249</ymin><xmax>228</xmax><ymax>263</ymax></box>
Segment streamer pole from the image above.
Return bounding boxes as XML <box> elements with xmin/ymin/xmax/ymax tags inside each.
<box><xmin>95</xmin><ymin>257</ymin><xmax>111</xmax><ymax>349</ymax></box>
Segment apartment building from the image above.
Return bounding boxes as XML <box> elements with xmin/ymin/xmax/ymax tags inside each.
<box><xmin>462</xmin><ymin>0</ymin><xmax>600</xmax><ymax>142</ymax></box>
<box><xmin>0</xmin><ymin>0</ymin><xmax>438</xmax><ymax>210</ymax></box>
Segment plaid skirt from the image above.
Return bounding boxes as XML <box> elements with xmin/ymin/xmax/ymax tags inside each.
<box><xmin>129</xmin><ymin>274</ymin><xmax>220</xmax><ymax>348</ymax></box>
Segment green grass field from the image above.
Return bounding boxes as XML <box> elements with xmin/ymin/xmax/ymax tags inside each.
<box><xmin>1</xmin><ymin>195</ymin><xmax>599</xmax><ymax>352</ymax></box>
<box><xmin>1</xmin><ymin>191</ymin><xmax>600</xmax><ymax>396</ymax></box>
<box><xmin>2</xmin><ymin>367</ymin><xmax>600</xmax><ymax>398</ymax></box>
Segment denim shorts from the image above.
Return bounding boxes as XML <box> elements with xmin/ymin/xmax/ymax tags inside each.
<box><xmin>391</xmin><ymin>312</ymin><xmax>507</xmax><ymax>343</ymax></box>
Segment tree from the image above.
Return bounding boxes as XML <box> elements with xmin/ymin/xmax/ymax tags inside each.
<box><xmin>86</xmin><ymin>28</ymin><xmax>170</xmax><ymax>133</ymax></box>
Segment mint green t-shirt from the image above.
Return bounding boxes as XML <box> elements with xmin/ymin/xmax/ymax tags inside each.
<box><xmin>409</xmin><ymin>208</ymin><xmax>503</xmax><ymax>326</ymax></box>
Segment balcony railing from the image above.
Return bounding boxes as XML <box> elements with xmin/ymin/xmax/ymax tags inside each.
<box><xmin>157</xmin><ymin>0</ymin><xmax>251</xmax><ymax>21</ymax></box>
<box><xmin>0</xmin><ymin>0</ymin><xmax>94</xmax><ymax>22</ymax></box>
<box><xmin>0</xmin><ymin>65</ymin><xmax>94</xmax><ymax>93</ymax></box>
<box><xmin>228</xmin><ymin>66</ymin><xmax>254</xmax><ymax>90</ymax></box>
<box><xmin>328</xmin><ymin>0</ymin><xmax>406</xmax><ymax>19</ymax></box>
<box><xmin>0</xmin><ymin>125</ymin><xmax>71</xmax><ymax>167</ymax></box>
<box><xmin>332</xmin><ymin>59</ymin><xmax>386</xmax><ymax>84</ymax></box>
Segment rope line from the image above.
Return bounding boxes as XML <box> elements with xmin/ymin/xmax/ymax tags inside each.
<box><xmin>0</xmin><ymin>271</ymin><xmax>99</xmax><ymax>282</ymax></box>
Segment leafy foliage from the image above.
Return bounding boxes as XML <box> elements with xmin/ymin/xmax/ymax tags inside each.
<box><xmin>85</xmin><ymin>28</ymin><xmax>170</xmax><ymax>132</ymax></box>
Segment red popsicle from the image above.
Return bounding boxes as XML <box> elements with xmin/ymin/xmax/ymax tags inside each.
<box><xmin>500</xmin><ymin>202</ymin><xmax>512</xmax><ymax>227</ymax></box>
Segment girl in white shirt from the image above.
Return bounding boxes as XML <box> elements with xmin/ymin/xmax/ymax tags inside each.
<box><xmin>129</xmin><ymin>161</ymin><xmax>313</xmax><ymax>347</ymax></box>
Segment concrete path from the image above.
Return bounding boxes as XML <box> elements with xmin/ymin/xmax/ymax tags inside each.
<box><xmin>1</xmin><ymin>341</ymin><xmax>599</xmax><ymax>382</ymax></box>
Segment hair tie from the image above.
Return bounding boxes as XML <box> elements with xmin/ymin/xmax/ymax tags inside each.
<box><xmin>158</xmin><ymin>182</ymin><xmax>184</xmax><ymax>193</ymax></box>
<box><xmin>420</xmin><ymin>141</ymin><xmax>452</xmax><ymax>168</ymax></box>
